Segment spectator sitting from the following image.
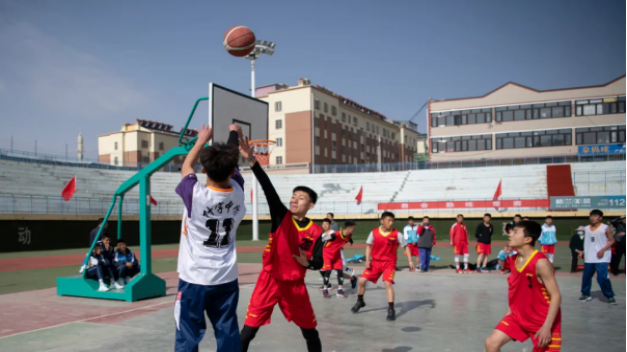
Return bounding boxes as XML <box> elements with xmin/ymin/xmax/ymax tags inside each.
<box><xmin>114</xmin><ymin>239</ymin><xmax>140</xmax><ymax>284</ymax></box>
<box><xmin>97</xmin><ymin>234</ymin><xmax>123</xmax><ymax>288</ymax></box>
<box><xmin>85</xmin><ymin>244</ymin><xmax>120</xmax><ymax>292</ymax></box>
<box><xmin>497</xmin><ymin>245</ymin><xmax>517</xmax><ymax>274</ymax></box>
<box><xmin>89</xmin><ymin>218</ymin><xmax>108</xmax><ymax>246</ymax></box>
<box><xmin>569</xmin><ymin>226</ymin><xmax>585</xmax><ymax>273</ymax></box>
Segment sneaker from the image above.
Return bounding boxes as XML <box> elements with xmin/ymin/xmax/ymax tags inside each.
<box><xmin>579</xmin><ymin>295</ymin><xmax>592</xmax><ymax>302</ymax></box>
<box><xmin>386</xmin><ymin>308</ymin><xmax>396</xmax><ymax>321</ymax></box>
<box><xmin>419</xmin><ymin>269</ymin><xmax>427</xmax><ymax>273</ymax></box>
<box><xmin>476</xmin><ymin>267</ymin><xmax>482</xmax><ymax>273</ymax></box>
<box><xmin>336</xmin><ymin>289</ymin><xmax>347</xmax><ymax>298</ymax></box>
<box><xmin>322</xmin><ymin>289</ymin><xmax>330</xmax><ymax>298</ymax></box>
<box><xmin>456</xmin><ymin>268</ymin><xmax>462</xmax><ymax>274</ymax></box>
<box><xmin>608</xmin><ymin>297</ymin><xmax>617</xmax><ymax>305</ymax></box>
<box><xmin>351</xmin><ymin>300</ymin><xmax>366</xmax><ymax>313</ymax></box>
<box><xmin>114</xmin><ymin>279</ymin><xmax>125</xmax><ymax>289</ymax></box>
<box><xmin>350</xmin><ymin>275</ymin><xmax>357</xmax><ymax>290</ymax></box>
<box><xmin>98</xmin><ymin>283</ymin><xmax>110</xmax><ymax>292</ymax></box>
<box><xmin>111</xmin><ymin>280</ymin><xmax>124</xmax><ymax>290</ymax></box>
<box><xmin>482</xmin><ymin>267</ymin><xmax>489</xmax><ymax>273</ymax></box>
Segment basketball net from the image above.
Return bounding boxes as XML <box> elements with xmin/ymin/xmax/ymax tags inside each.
<box><xmin>250</xmin><ymin>140</ymin><xmax>276</xmax><ymax>166</ymax></box>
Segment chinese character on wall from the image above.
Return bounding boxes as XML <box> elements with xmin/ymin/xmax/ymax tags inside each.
<box><xmin>18</xmin><ymin>227</ymin><xmax>31</xmax><ymax>245</ymax></box>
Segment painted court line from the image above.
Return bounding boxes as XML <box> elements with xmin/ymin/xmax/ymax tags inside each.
<box><xmin>0</xmin><ymin>300</ymin><xmax>174</xmax><ymax>340</ymax></box>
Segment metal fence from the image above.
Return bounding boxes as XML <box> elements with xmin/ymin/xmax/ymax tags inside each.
<box><xmin>2</xmin><ymin>147</ymin><xmax>625</xmax><ymax>175</ymax></box>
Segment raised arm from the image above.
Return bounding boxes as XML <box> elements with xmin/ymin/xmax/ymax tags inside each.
<box><xmin>181</xmin><ymin>124</ymin><xmax>212</xmax><ymax>179</ymax></box>
<box><xmin>239</xmin><ymin>135</ymin><xmax>287</xmax><ymax>232</ymax></box>
<box><xmin>534</xmin><ymin>258</ymin><xmax>562</xmax><ymax>348</ymax></box>
<box><xmin>227</xmin><ymin>125</ymin><xmax>244</xmax><ymax>190</ymax></box>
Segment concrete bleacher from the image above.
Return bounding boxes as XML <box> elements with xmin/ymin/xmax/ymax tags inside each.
<box><xmin>0</xmin><ymin>159</ymin><xmax>624</xmax><ymax>216</ymax></box>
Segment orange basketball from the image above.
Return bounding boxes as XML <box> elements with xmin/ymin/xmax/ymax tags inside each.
<box><xmin>223</xmin><ymin>26</ymin><xmax>256</xmax><ymax>57</ymax></box>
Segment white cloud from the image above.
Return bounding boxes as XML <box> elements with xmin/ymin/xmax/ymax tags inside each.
<box><xmin>0</xmin><ymin>22</ymin><xmax>148</xmax><ymax>117</ymax></box>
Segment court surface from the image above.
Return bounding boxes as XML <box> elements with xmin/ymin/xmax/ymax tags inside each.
<box><xmin>0</xmin><ymin>260</ymin><xmax>624</xmax><ymax>352</ymax></box>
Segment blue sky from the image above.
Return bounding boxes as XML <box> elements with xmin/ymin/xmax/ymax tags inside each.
<box><xmin>0</xmin><ymin>0</ymin><xmax>624</xmax><ymax>159</ymax></box>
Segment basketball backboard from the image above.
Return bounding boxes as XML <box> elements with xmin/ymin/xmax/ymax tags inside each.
<box><xmin>209</xmin><ymin>83</ymin><xmax>269</xmax><ymax>144</ymax></box>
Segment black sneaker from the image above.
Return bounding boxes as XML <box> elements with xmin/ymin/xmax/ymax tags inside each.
<box><xmin>322</xmin><ymin>289</ymin><xmax>330</xmax><ymax>298</ymax></box>
<box><xmin>608</xmin><ymin>297</ymin><xmax>617</xmax><ymax>305</ymax></box>
<box><xmin>350</xmin><ymin>275</ymin><xmax>357</xmax><ymax>289</ymax></box>
<box><xmin>579</xmin><ymin>295</ymin><xmax>592</xmax><ymax>302</ymax></box>
<box><xmin>386</xmin><ymin>308</ymin><xmax>396</xmax><ymax>321</ymax></box>
<box><xmin>351</xmin><ymin>300</ymin><xmax>365</xmax><ymax>313</ymax></box>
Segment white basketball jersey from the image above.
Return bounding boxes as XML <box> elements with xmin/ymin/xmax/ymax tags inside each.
<box><xmin>177</xmin><ymin>179</ymin><xmax>246</xmax><ymax>285</ymax></box>
<box><xmin>584</xmin><ymin>223</ymin><xmax>611</xmax><ymax>263</ymax></box>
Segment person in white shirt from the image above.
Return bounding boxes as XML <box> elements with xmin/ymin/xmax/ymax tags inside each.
<box><xmin>579</xmin><ymin>209</ymin><xmax>616</xmax><ymax>305</ymax></box>
<box><xmin>174</xmin><ymin>124</ymin><xmax>246</xmax><ymax>351</ymax></box>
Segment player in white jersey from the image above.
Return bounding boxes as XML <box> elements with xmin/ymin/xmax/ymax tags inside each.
<box><xmin>579</xmin><ymin>209</ymin><xmax>616</xmax><ymax>305</ymax></box>
<box><xmin>174</xmin><ymin>124</ymin><xmax>246</xmax><ymax>352</ymax></box>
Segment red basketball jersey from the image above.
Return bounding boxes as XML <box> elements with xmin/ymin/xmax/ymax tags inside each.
<box><xmin>507</xmin><ymin>250</ymin><xmax>560</xmax><ymax>331</ymax></box>
<box><xmin>324</xmin><ymin>230</ymin><xmax>351</xmax><ymax>255</ymax></box>
<box><xmin>263</xmin><ymin>212</ymin><xmax>322</xmax><ymax>281</ymax></box>
<box><xmin>370</xmin><ymin>227</ymin><xmax>401</xmax><ymax>262</ymax></box>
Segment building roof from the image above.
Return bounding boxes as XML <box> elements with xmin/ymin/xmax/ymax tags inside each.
<box><xmin>432</xmin><ymin>74</ymin><xmax>626</xmax><ymax>103</ymax></box>
<box><xmin>136</xmin><ymin>119</ymin><xmax>198</xmax><ymax>138</ymax></box>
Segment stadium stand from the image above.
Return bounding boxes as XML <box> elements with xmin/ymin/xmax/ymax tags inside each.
<box><xmin>0</xmin><ymin>159</ymin><xmax>624</xmax><ymax>216</ymax></box>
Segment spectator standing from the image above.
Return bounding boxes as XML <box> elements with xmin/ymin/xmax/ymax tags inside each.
<box><xmin>579</xmin><ymin>209</ymin><xmax>616</xmax><ymax>304</ymax></box>
<box><xmin>404</xmin><ymin>217</ymin><xmax>420</xmax><ymax>268</ymax></box>
<box><xmin>610</xmin><ymin>215</ymin><xmax>626</xmax><ymax>276</ymax></box>
<box><xmin>89</xmin><ymin>218</ymin><xmax>108</xmax><ymax>246</ymax></box>
<box><xmin>539</xmin><ymin>216</ymin><xmax>558</xmax><ymax>263</ymax></box>
<box><xmin>417</xmin><ymin>216</ymin><xmax>436</xmax><ymax>272</ymax></box>
<box><xmin>569</xmin><ymin>226</ymin><xmax>585</xmax><ymax>273</ymax></box>
<box><xmin>114</xmin><ymin>238</ymin><xmax>140</xmax><ymax>284</ymax></box>
<box><xmin>475</xmin><ymin>213</ymin><xmax>494</xmax><ymax>273</ymax></box>
<box><xmin>327</xmin><ymin>213</ymin><xmax>340</xmax><ymax>232</ymax></box>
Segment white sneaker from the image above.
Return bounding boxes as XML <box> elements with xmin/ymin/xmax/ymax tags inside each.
<box><xmin>79</xmin><ymin>265</ymin><xmax>86</xmax><ymax>274</ymax></box>
<box><xmin>112</xmin><ymin>279</ymin><xmax>125</xmax><ymax>290</ymax></box>
<box><xmin>98</xmin><ymin>283</ymin><xmax>110</xmax><ymax>292</ymax></box>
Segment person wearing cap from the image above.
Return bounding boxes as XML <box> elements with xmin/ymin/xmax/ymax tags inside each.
<box><xmin>610</xmin><ymin>215</ymin><xmax>626</xmax><ymax>276</ymax></box>
<box><xmin>569</xmin><ymin>227</ymin><xmax>585</xmax><ymax>273</ymax></box>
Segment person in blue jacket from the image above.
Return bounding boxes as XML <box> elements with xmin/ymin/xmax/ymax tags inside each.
<box><xmin>85</xmin><ymin>244</ymin><xmax>119</xmax><ymax>291</ymax></box>
<box><xmin>113</xmin><ymin>238</ymin><xmax>140</xmax><ymax>284</ymax></box>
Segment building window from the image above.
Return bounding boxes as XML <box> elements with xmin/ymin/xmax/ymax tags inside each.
<box><xmin>495</xmin><ymin>101</ymin><xmax>571</xmax><ymax>122</ymax></box>
<box><xmin>332</xmin><ymin>141</ymin><xmax>337</xmax><ymax>150</ymax></box>
<box><xmin>142</xmin><ymin>156</ymin><xmax>150</xmax><ymax>163</ymax></box>
<box><xmin>331</xmin><ymin>123</ymin><xmax>336</xmax><ymax>133</ymax></box>
<box><xmin>342</xmin><ymin>112</ymin><xmax>346</xmax><ymax>122</ymax></box>
<box><xmin>276</xmin><ymin>138</ymin><xmax>283</xmax><ymax>147</ymax></box>
<box><xmin>114</xmin><ymin>142</ymin><xmax>118</xmax><ymax>150</ymax></box>
<box><xmin>114</xmin><ymin>157</ymin><xmax>118</xmax><ymax>165</ymax></box>
<box><xmin>391</xmin><ymin>132</ymin><xmax>395</xmax><ymax>139</ymax></box>
<box><xmin>314</xmin><ymin>100</ymin><xmax>320</xmax><ymax>110</ymax></box>
<box><xmin>324</xmin><ymin>102</ymin><xmax>328</xmax><ymax>112</ymax></box>
<box><xmin>353</xmin><ymin>116</ymin><xmax>357</xmax><ymax>125</ymax></box>
<box><xmin>141</xmin><ymin>140</ymin><xmax>149</xmax><ymax>148</ymax></box>
<box><xmin>275</xmin><ymin>156</ymin><xmax>283</xmax><ymax>164</ymax></box>
<box><xmin>275</xmin><ymin>119</ymin><xmax>283</xmax><ymax>129</ymax></box>
<box><xmin>275</xmin><ymin>101</ymin><xmax>282</xmax><ymax>112</ymax></box>
<box><xmin>575</xmin><ymin>125</ymin><xmax>626</xmax><ymax>145</ymax></box>
<box><xmin>431</xmin><ymin>108</ymin><xmax>493</xmax><ymax>127</ymax></box>
<box><xmin>314</xmin><ymin>117</ymin><xmax>320</xmax><ymax>127</ymax></box>
<box><xmin>431</xmin><ymin>134</ymin><xmax>492</xmax><ymax>153</ymax></box>
<box><xmin>331</xmin><ymin>106</ymin><xmax>337</xmax><ymax>116</ymax></box>
<box><xmin>315</xmin><ymin>137</ymin><xmax>320</xmax><ymax>146</ymax></box>
<box><xmin>495</xmin><ymin>129</ymin><xmax>572</xmax><ymax>149</ymax></box>
<box><xmin>575</xmin><ymin>96</ymin><xmax>626</xmax><ymax>116</ymax></box>
<box><xmin>159</xmin><ymin>142</ymin><xmax>164</xmax><ymax>151</ymax></box>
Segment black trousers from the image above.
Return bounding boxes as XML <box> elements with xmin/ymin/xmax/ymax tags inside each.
<box><xmin>610</xmin><ymin>241</ymin><xmax>625</xmax><ymax>275</ymax></box>
<box><xmin>571</xmin><ymin>254</ymin><xmax>579</xmax><ymax>273</ymax></box>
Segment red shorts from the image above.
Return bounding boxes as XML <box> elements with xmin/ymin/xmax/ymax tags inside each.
<box><xmin>541</xmin><ymin>245</ymin><xmax>555</xmax><ymax>254</ymax></box>
<box><xmin>406</xmin><ymin>243</ymin><xmax>419</xmax><ymax>257</ymax></box>
<box><xmin>476</xmin><ymin>243</ymin><xmax>492</xmax><ymax>255</ymax></box>
<box><xmin>361</xmin><ymin>260</ymin><xmax>396</xmax><ymax>284</ymax></box>
<box><xmin>454</xmin><ymin>243</ymin><xmax>469</xmax><ymax>255</ymax></box>
<box><xmin>245</xmin><ymin>270</ymin><xmax>317</xmax><ymax>329</ymax></box>
<box><xmin>496</xmin><ymin>314</ymin><xmax>562</xmax><ymax>352</ymax></box>
<box><xmin>322</xmin><ymin>251</ymin><xmax>343</xmax><ymax>271</ymax></box>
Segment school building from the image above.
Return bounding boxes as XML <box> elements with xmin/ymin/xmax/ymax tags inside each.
<box><xmin>428</xmin><ymin>75</ymin><xmax>626</xmax><ymax>162</ymax></box>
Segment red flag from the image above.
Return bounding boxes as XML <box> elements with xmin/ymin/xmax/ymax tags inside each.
<box><xmin>493</xmin><ymin>180</ymin><xmax>502</xmax><ymax>200</ymax></box>
<box><xmin>150</xmin><ymin>195</ymin><xmax>158</xmax><ymax>206</ymax></box>
<box><xmin>355</xmin><ymin>186</ymin><xmax>363</xmax><ymax>205</ymax></box>
<box><xmin>61</xmin><ymin>176</ymin><xmax>76</xmax><ymax>202</ymax></box>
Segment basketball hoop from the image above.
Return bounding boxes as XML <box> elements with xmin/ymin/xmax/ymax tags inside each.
<box><xmin>249</xmin><ymin>139</ymin><xmax>276</xmax><ymax>166</ymax></box>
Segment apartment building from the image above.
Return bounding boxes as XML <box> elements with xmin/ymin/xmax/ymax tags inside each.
<box><xmin>98</xmin><ymin>119</ymin><xmax>197</xmax><ymax>166</ymax></box>
<box><xmin>257</xmin><ymin>78</ymin><xmax>416</xmax><ymax>166</ymax></box>
<box><xmin>428</xmin><ymin>75</ymin><xmax>626</xmax><ymax>162</ymax></box>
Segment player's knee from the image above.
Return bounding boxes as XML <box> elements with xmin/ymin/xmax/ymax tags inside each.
<box><xmin>484</xmin><ymin>335</ymin><xmax>498</xmax><ymax>351</ymax></box>
<box><xmin>300</xmin><ymin>327</ymin><xmax>319</xmax><ymax>342</ymax></box>
<box><xmin>384</xmin><ymin>281</ymin><xmax>393</xmax><ymax>289</ymax></box>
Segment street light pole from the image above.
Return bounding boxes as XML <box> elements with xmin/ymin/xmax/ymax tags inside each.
<box><xmin>245</xmin><ymin>40</ymin><xmax>275</xmax><ymax>242</ymax></box>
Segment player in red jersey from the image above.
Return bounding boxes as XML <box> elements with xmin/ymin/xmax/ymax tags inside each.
<box><xmin>485</xmin><ymin>221</ymin><xmax>562</xmax><ymax>352</ymax></box>
<box><xmin>238</xmin><ymin>138</ymin><xmax>323</xmax><ymax>352</ymax></box>
<box><xmin>321</xmin><ymin>220</ymin><xmax>356</xmax><ymax>298</ymax></box>
<box><xmin>351</xmin><ymin>211</ymin><xmax>414</xmax><ymax>321</ymax></box>
<box><xmin>450</xmin><ymin>214</ymin><xmax>470</xmax><ymax>273</ymax></box>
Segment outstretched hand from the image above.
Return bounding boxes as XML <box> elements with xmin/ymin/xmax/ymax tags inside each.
<box><xmin>239</xmin><ymin>135</ymin><xmax>256</xmax><ymax>164</ymax></box>
<box><xmin>196</xmin><ymin>124</ymin><xmax>213</xmax><ymax>145</ymax></box>
<box><xmin>292</xmin><ymin>248</ymin><xmax>309</xmax><ymax>267</ymax></box>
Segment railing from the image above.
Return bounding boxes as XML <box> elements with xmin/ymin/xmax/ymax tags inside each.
<box><xmin>1</xmin><ymin>147</ymin><xmax>625</xmax><ymax>175</ymax></box>
<box><xmin>1</xmin><ymin>193</ymin><xmax>615</xmax><ymax>216</ymax></box>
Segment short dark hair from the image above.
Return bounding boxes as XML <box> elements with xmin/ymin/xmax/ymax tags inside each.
<box><xmin>327</xmin><ymin>212</ymin><xmax>334</xmax><ymax>217</ymax></box>
<box><xmin>344</xmin><ymin>220</ymin><xmax>356</xmax><ymax>228</ymax></box>
<box><xmin>322</xmin><ymin>218</ymin><xmax>332</xmax><ymax>224</ymax></box>
<box><xmin>515</xmin><ymin>220</ymin><xmax>542</xmax><ymax>246</ymax></box>
<box><xmin>381</xmin><ymin>211</ymin><xmax>395</xmax><ymax>220</ymax></box>
<box><xmin>423</xmin><ymin>216</ymin><xmax>430</xmax><ymax>220</ymax></box>
<box><xmin>457</xmin><ymin>214</ymin><xmax>464</xmax><ymax>218</ymax></box>
<box><xmin>505</xmin><ymin>223</ymin><xmax>514</xmax><ymax>234</ymax></box>
<box><xmin>199</xmin><ymin>143</ymin><xmax>239</xmax><ymax>182</ymax></box>
<box><xmin>484</xmin><ymin>213</ymin><xmax>492</xmax><ymax>218</ymax></box>
<box><xmin>590</xmin><ymin>209</ymin><xmax>604</xmax><ymax>217</ymax></box>
<box><xmin>545</xmin><ymin>215</ymin><xmax>553</xmax><ymax>219</ymax></box>
<box><xmin>293</xmin><ymin>186</ymin><xmax>318</xmax><ymax>204</ymax></box>
<box><xmin>514</xmin><ymin>214</ymin><xmax>522</xmax><ymax>218</ymax></box>
<box><xmin>117</xmin><ymin>238</ymin><xmax>126</xmax><ymax>244</ymax></box>
<box><xmin>98</xmin><ymin>218</ymin><xmax>105</xmax><ymax>224</ymax></box>
<box><xmin>102</xmin><ymin>233</ymin><xmax>111</xmax><ymax>240</ymax></box>
<box><xmin>408</xmin><ymin>216</ymin><xmax>415</xmax><ymax>221</ymax></box>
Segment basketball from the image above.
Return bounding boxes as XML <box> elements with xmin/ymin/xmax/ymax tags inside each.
<box><xmin>223</xmin><ymin>26</ymin><xmax>256</xmax><ymax>57</ymax></box>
